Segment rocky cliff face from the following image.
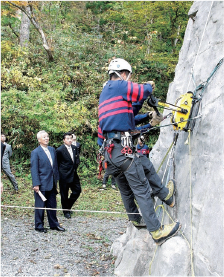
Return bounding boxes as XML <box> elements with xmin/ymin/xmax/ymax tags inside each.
<box><xmin>111</xmin><ymin>1</ymin><xmax>224</xmax><ymax>276</ymax></box>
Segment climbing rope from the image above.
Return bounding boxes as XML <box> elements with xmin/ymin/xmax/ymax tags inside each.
<box><xmin>149</xmin><ymin>204</ymin><xmax>193</xmax><ymax>275</ymax></box>
<box><xmin>188</xmin><ymin>130</ymin><xmax>195</xmax><ymax>276</ymax></box>
<box><xmin>187</xmin><ymin>1</ymin><xmax>214</xmax><ymax>91</ymax></box>
<box><xmin>149</xmin><ymin>129</ymin><xmax>197</xmax><ymax>275</ymax></box>
<box><xmin>156</xmin><ymin>140</ymin><xmax>174</xmax><ymax>174</ymax></box>
<box><xmin>193</xmin><ymin>57</ymin><xmax>223</xmax><ymax>100</ymax></box>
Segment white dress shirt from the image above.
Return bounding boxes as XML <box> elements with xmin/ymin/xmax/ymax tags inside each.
<box><xmin>41</xmin><ymin>145</ymin><xmax>53</xmax><ymax>166</ymax></box>
<box><xmin>65</xmin><ymin>145</ymin><xmax>74</xmax><ymax>162</ymax></box>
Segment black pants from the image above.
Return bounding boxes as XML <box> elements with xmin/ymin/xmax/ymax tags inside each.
<box><xmin>34</xmin><ymin>187</ymin><xmax>59</xmax><ymax>229</ymax></box>
<box><xmin>59</xmin><ymin>172</ymin><xmax>81</xmax><ymax>214</ymax></box>
<box><xmin>103</xmin><ymin>171</ymin><xmax>116</xmax><ymax>185</ymax></box>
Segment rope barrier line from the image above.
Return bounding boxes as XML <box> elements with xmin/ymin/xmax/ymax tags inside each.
<box><xmin>0</xmin><ymin>204</ymin><xmax>140</xmax><ymax>215</ymax></box>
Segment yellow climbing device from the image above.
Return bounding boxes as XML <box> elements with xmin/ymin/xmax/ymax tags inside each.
<box><xmin>171</xmin><ymin>91</ymin><xmax>193</xmax><ymax>131</ymax></box>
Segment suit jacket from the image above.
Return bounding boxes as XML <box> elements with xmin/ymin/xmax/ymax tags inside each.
<box><xmin>56</xmin><ymin>144</ymin><xmax>79</xmax><ymax>183</ymax></box>
<box><xmin>2</xmin><ymin>143</ymin><xmax>12</xmax><ymax>165</ymax></box>
<box><xmin>31</xmin><ymin>145</ymin><xmax>59</xmax><ymax>191</ymax></box>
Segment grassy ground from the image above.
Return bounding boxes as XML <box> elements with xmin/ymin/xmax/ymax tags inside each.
<box><xmin>1</xmin><ymin>170</ymin><xmax>127</xmax><ymax>220</ymax></box>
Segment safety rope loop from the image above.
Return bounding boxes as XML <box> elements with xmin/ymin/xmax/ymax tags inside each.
<box><xmin>105</xmin><ymin>143</ymin><xmax>114</xmax><ymax>158</ymax></box>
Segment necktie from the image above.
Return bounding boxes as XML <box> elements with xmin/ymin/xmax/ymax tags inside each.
<box><xmin>67</xmin><ymin>147</ymin><xmax>74</xmax><ymax>162</ymax></box>
<box><xmin>45</xmin><ymin>148</ymin><xmax>53</xmax><ymax>167</ymax></box>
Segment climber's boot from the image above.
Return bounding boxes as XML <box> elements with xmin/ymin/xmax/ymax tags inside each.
<box><xmin>163</xmin><ymin>179</ymin><xmax>175</xmax><ymax>207</ymax></box>
<box><xmin>131</xmin><ymin>216</ymin><xmax>146</xmax><ymax>229</ymax></box>
<box><xmin>151</xmin><ymin>221</ymin><xmax>181</xmax><ymax>245</ymax></box>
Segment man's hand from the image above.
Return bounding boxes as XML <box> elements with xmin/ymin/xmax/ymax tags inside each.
<box><xmin>150</xmin><ymin>111</ymin><xmax>163</xmax><ymax>126</ymax></box>
<box><xmin>145</xmin><ymin>81</ymin><xmax>155</xmax><ymax>90</ymax></box>
<box><xmin>33</xmin><ymin>186</ymin><xmax>40</xmax><ymax>193</ymax></box>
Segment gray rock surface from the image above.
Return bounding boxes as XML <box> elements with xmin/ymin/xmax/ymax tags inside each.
<box><xmin>150</xmin><ymin>237</ymin><xmax>190</xmax><ymax>276</ymax></box>
<box><xmin>111</xmin><ymin>1</ymin><xmax>224</xmax><ymax>276</ymax></box>
<box><xmin>111</xmin><ymin>222</ymin><xmax>155</xmax><ymax>276</ymax></box>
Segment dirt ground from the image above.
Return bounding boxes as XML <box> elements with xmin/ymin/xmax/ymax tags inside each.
<box><xmin>1</xmin><ymin>214</ymin><xmax>128</xmax><ymax>276</ymax></box>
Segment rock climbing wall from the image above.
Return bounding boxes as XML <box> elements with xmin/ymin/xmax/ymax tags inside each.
<box><xmin>111</xmin><ymin>1</ymin><xmax>224</xmax><ymax>276</ymax></box>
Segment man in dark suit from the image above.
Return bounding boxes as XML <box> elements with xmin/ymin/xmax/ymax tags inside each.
<box><xmin>31</xmin><ymin>130</ymin><xmax>65</xmax><ymax>233</ymax></box>
<box><xmin>72</xmin><ymin>134</ymin><xmax>81</xmax><ymax>155</ymax></box>
<box><xmin>56</xmin><ymin>132</ymin><xmax>81</xmax><ymax>219</ymax></box>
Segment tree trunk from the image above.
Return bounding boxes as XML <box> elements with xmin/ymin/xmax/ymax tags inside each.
<box><xmin>9</xmin><ymin>1</ymin><xmax>54</xmax><ymax>61</ymax></box>
<box><xmin>19</xmin><ymin>5</ymin><xmax>31</xmax><ymax>48</ymax></box>
<box><xmin>174</xmin><ymin>25</ymin><xmax>181</xmax><ymax>47</ymax></box>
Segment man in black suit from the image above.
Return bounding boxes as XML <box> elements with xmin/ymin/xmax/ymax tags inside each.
<box><xmin>31</xmin><ymin>130</ymin><xmax>65</xmax><ymax>233</ymax></box>
<box><xmin>72</xmin><ymin>134</ymin><xmax>81</xmax><ymax>155</ymax></box>
<box><xmin>56</xmin><ymin>132</ymin><xmax>81</xmax><ymax>219</ymax></box>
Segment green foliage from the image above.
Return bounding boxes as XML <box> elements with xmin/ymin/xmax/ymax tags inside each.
<box><xmin>1</xmin><ymin>1</ymin><xmax>192</xmax><ymax>176</ymax></box>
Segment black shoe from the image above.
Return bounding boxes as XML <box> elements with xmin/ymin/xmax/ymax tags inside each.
<box><xmin>64</xmin><ymin>212</ymin><xmax>71</xmax><ymax>219</ymax></box>
<box><xmin>131</xmin><ymin>216</ymin><xmax>147</xmax><ymax>229</ymax></box>
<box><xmin>50</xmin><ymin>226</ymin><xmax>65</xmax><ymax>232</ymax></box>
<box><xmin>35</xmin><ymin>228</ymin><xmax>47</xmax><ymax>233</ymax></box>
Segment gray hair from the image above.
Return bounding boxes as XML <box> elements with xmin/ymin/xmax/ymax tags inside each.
<box><xmin>37</xmin><ymin>130</ymin><xmax>48</xmax><ymax>140</ymax></box>
<box><xmin>72</xmin><ymin>134</ymin><xmax>76</xmax><ymax>140</ymax></box>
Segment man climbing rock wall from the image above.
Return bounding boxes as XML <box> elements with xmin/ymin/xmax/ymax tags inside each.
<box><xmin>111</xmin><ymin>1</ymin><xmax>224</xmax><ymax>276</ymax></box>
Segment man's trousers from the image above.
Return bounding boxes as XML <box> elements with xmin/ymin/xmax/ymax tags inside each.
<box><xmin>59</xmin><ymin>172</ymin><xmax>81</xmax><ymax>214</ymax></box>
<box><xmin>105</xmin><ymin>141</ymin><xmax>168</xmax><ymax>232</ymax></box>
<box><xmin>34</xmin><ymin>188</ymin><xmax>59</xmax><ymax>229</ymax></box>
<box><xmin>103</xmin><ymin>171</ymin><xmax>116</xmax><ymax>186</ymax></box>
<box><xmin>2</xmin><ymin>162</ymin><xmax>18</xmax><ymax>191</ymax></box>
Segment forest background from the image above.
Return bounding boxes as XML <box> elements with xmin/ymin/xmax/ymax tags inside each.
<box><xmin>1</xmin><ymin>1</ymin><xmax>192</xmax><ymax>215</ymax></box>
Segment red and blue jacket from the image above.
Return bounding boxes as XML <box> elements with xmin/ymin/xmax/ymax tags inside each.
<box><xmin>137</xmin><ymin>144</ymin><xmax>150</xmax><ymax>158</ymax></box>
<box><xmin>98</xmin><ymin>80</ymin><xmax>152</xmax><ymax>145</ymax></box>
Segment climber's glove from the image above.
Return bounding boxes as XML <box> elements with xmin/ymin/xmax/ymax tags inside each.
<box><xmin>145</xmin><ymin>81</ymin><xmax>155</xmax><ymax>90</ymax></box>
<box><xmin>150</xmin><ymin>111</ymin><xmax>163</xmax><ymax>126</ymax></box>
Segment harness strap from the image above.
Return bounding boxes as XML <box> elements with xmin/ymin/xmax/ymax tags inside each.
<box><xmin>120</xmin><ymin>158</ymin><xmax>133</xmax><ymax>172</ymax></box>
<box><xmin>104</xmin><ymin>147</ymin><xmax>134</xmax><ymax>175</ymax></box>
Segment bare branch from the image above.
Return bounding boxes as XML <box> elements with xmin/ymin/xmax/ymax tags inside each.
<box><xmin>8</xmin><ymin>1</ymin><xmax>54</xmax><ymax>61</ymax></box>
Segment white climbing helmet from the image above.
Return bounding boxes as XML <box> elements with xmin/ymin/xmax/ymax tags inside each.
<box><xmin>108</xmin><ymin>58</ymin><xmax>132</xmax><ymax>80</ymax></box>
